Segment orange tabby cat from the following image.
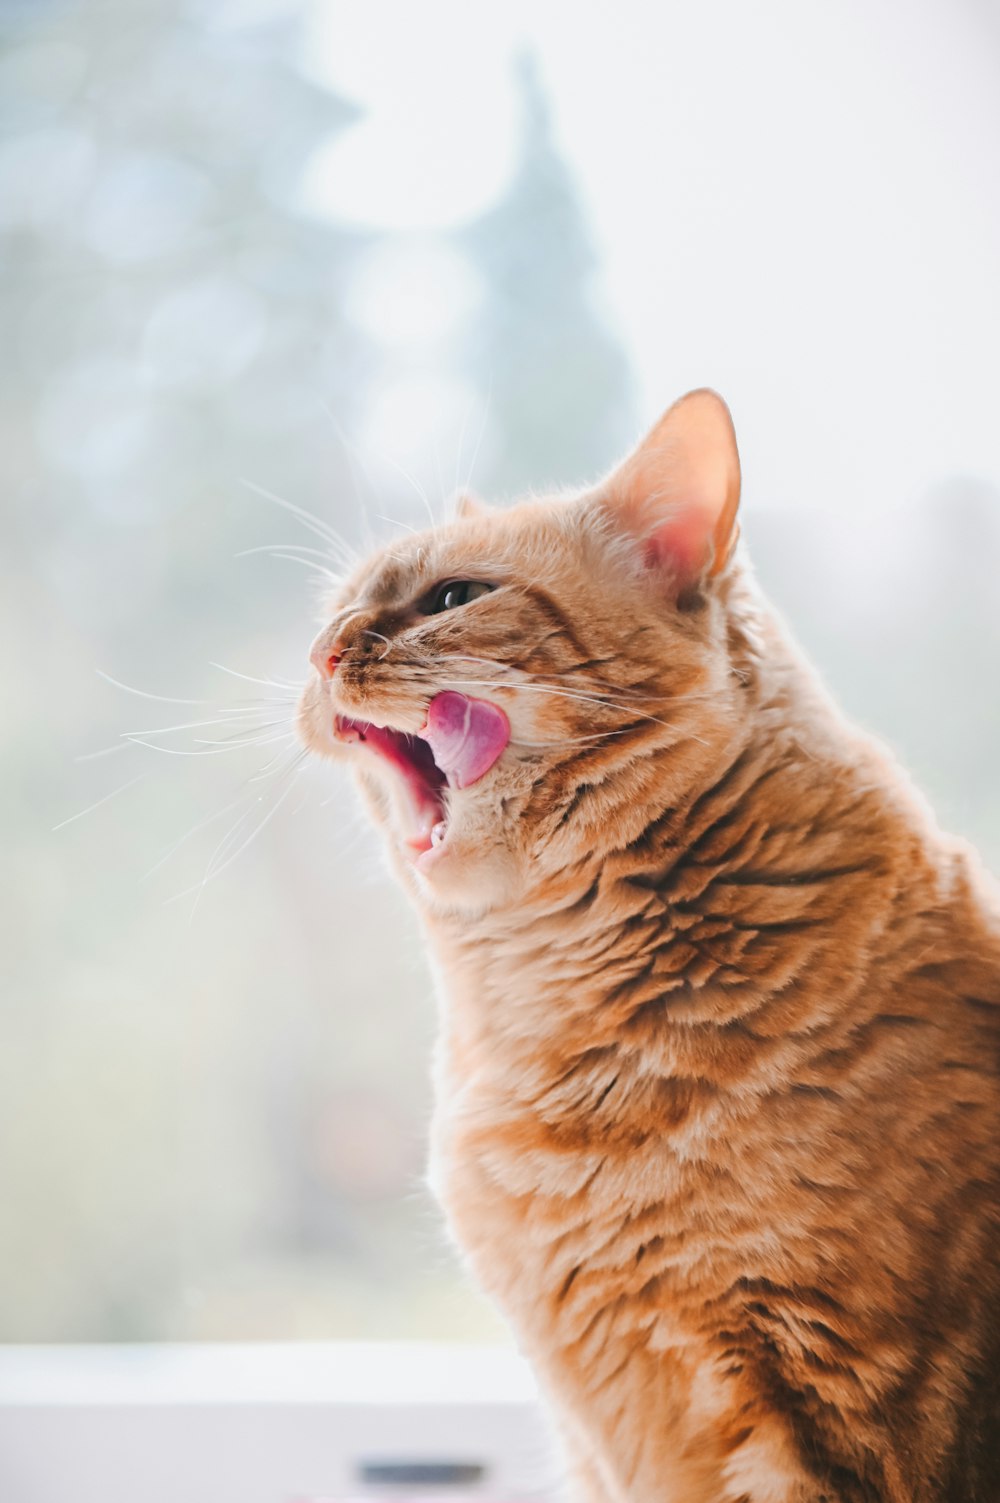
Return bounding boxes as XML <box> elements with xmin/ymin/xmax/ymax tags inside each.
<box><xmin>298</xmin><ymin>391</ymin><xmax>1000</xmax><ymax>1501</ymax></box>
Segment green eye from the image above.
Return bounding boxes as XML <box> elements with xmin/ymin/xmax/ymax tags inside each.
<box><xmin>427</xmin><ymin>580</ymin><xmax>494</xmax><ymax>614</ymax></box>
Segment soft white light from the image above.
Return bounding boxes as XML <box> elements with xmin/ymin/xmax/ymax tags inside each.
<box><xmin>297</xmin><ymin>2</ymin><xmax>518</xmax><ymax>229</ymax></box>
<box><xmin>189</xmin><ymin>0</ymin><xmax>300</xmax><ymax>30</ymax></box>
<box><xmin>360</xmin><ymin>375</ymin><xmax>484</xmax><ymax>513</ymax></box>
<box><xmin>0</xmin><ymin>127</ymin><xmax>96</xmax><ymax>230</ymax></box>
<box><xmin>346</xmin><ymin>240</ymin><xmax>483</xmax><ymax>348</ymax></box>
<box><xmin>142</xmin><ymin>278</ymin><xmax>267</xmax><ymax>390</ymax></box>
<box><xmin>37</xmin><ymin>357</ymin><xmax>152</xmax><ymax>479</ymax></box>
<box><xmin>85</xmin><ymin>151</ymin><xmax>210</xmax><ymax>265</ymax></box>
<box><xmin>301</xmin><ymin>0</ymin><xmax>1000</xmax><ymax>517</ymax></box>
<box><xmin>298</xmin><ymin>114</ymin><xmax>516</xmax><ymax>232</ymax></box>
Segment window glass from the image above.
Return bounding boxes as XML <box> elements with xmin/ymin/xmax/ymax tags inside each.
<box><xmin>3</xmin><ymin>0</ymin><xmax>999</xmax><ymax>1342</ymax></box>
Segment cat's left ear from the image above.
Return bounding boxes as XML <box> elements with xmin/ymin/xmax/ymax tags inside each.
<box><xmin>605</xmin><ymin>388</ymin><xmax>741</xmax><ymax>589</ymax></box>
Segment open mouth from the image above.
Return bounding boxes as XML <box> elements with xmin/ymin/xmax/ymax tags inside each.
<box><xmin>335</xmin><ymin>691</ymin><xmax>510</xmax><ymax>857</ymax></box>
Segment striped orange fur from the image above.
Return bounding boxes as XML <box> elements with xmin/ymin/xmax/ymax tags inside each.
<box><xmin>299</xmin><ymin>391</ymin><xmax>1000</xmax><ymax>1501</ymax></box>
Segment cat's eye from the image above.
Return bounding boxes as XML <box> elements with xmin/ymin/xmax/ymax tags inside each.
<box><xmin>425</xmin><ymin>580</ymin><xmax>495</xmax><ymax>614</ymax></box>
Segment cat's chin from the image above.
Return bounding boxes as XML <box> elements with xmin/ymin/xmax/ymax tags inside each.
<box><xmin>407</xmin><ymin>826</ymin><xmax>520</xmax><ymax>914</ymax></box>
<box><xmin>389</xmin><ymin>781</ymin><xmax>520</xmax><ymax>913</ymax></box>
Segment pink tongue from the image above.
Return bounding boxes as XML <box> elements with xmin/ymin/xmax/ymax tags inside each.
<box><xmin>420</xmin><ymin>692</ymin><xmax>509</xmax><ymax>789</ymax></box>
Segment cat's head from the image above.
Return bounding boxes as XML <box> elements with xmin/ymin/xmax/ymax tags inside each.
<box><xmin>298</xmin><ymin>390</ymin><xmax>754</xmax><ymax>914</ymax></box>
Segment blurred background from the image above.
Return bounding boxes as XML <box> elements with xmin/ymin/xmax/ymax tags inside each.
<box><xmin>2</xmin><ymin>0</ymin><xmax>998</xmax><ymax>1346</ymax></box>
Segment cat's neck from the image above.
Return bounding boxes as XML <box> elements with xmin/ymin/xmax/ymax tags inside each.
<box><xmin>420</xmin><ymin>601</ymin><xmax>944</xmax><ymax>1103</ymax></box>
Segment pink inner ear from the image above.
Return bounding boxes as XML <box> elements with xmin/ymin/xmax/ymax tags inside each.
<box><xmin>614</xmin><ymin>389</ymin><xmax>742</xmax><ymax>588</ymax></box>
<box><xmin>645</xmin><ymin>508</ymin><xmax>715</xmax><ymax>581</ymax></box>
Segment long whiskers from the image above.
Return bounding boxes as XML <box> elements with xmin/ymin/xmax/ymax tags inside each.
<box><xmin>240</xmin><ymin>478</ymin><xmax>357</xmax><ymax>572</ymax></box>
<box><xmin>430</xmin><ymin>652</ymin><xmax>665</xmax><ymax>703</ymax></box>
<box><xmin>139</xmin><ymin>794</ymin><xmax>249</xmax><ymax>883</ymax></box>
<box><xmin>120</xmin><ymin>713</ymin><xmax>289</xmax><ymax>739</ymax></box>
<box><xmin>437</xmin><ymin>675</ymin><xmax>675</xmax><ymax>730</ymax></box>
<box><xmin>95</xmin><ymin>669</ymin><xmax>212</xmax><ymax>706</ymax></box>
<box><xmin>124</xmin><ymin>731</ymin><xmax>296</xmax><ymax>758</ymax></box>
<box><xmin>119</xmin><ymin>699</ymin><xmax>297</xmax><ymax>757</ymax></box>
<box><xmin>377</xmin><ymin>451</ymin><xmax>439</xmax><ymax>533</ymax></box>
<box><xmin>173</xmin><ymin>757</ymin><xmax>306</xmax><ymax>921</ymax></box>
<box><xmin>512</xmin><ymin>728</ymin><xmax>662</xmax><ymax>750</ymax></box>
<box><xmin>139</xmin><ymin>728</ymin><xmax>306</xmax><ymax>891</ymax></box>
<box><xmin>208</xmin><ymin>661</ymin><xmax>303</xmax><ymax>694</ymax></box>
<box><xmin>235</xmin><ymin>543</ymin><xmax>345</xmax><ymax>586</ymax></box>
<box><xmin>75</xmin><ymin>663</ymin><xmax>309</xmax><ymax>906</ymax></box>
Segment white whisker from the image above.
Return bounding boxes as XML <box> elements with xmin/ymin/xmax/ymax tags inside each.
<box><xmin>198</xmin><ymin>719</ymin><xmax>291</xmax><ymax>746</ymax></box>
<box><xmin>120</xmin><ymin>712</ymin><xmax>281</xmax><ymax>738</ymax></box>
<box><xmin>433</xmin><ymin>437</ymin><xmax>449</xmax><ymax>518</ymax></box>
<box><xmin>426</xmin><ymin>651</ymin><xmax>659</xmax><ymax>701</ymax></box>
<box><xmin>235</xmin><ymin>544</ymin><xmax>345</xmax><ymax>584</ymax></box>
<box><xmin>217</xmin><ymin>699</ymin><xmax>297</xmax><ymax>713</ymax></box>
<box><xmin>360</xmin><ymin>628</ymin><xmax>392</xmax><ymax>661</ymax></box>
<box><xmin>453</xmin><ymin>392</ymin><xmax>473</xmax><ymax>499</ymax></box>
<box><xmin>75</xmin><ymin>743</ymin><xmax>132</xmax><ymax>763</ymax></box>
<box><xmin>139</xmin><ymin>795</ymin><xmax>249</xmax><ymax>882</ymax></box>
<box><xmin>319</xmin><ymin>412</ymin><xmax>381</xmax><ymax>553</ymax></box>
<box><xmin>375</xmin><ymin>513</ymin><xmax>420</xmax><ymax>536</ymax></box>
<box><xmin>240</xmin><ymin>478</ymin><xmax>355</xmax><ymax>566</ymax></box>
<box><xmin>378</xmin><ymin>450</ymin><xmax>437</xmax><ymax>532</ymax></box>
<box><xmin>123</xmin><ymin>731</ymin><xmax>293</xmax><ymax>757</ymax></box>
<box><xmin>462</xmin><ymin>371</ymin><xmax>492</xmax><ymax>497</ymax></box>
<box><xmin>240</xmin><ymin>549</ymin><xmax>342</xmax><ymax>582</ymax></box>
<box><xmin>512</xmin><ymin>730</ymin><xmax>644</xmax><ymax>750</ymax></box>
<box><xmin>249</xmin><ymin>742</ymin><xmax>306</xmax><ymax>782</ymax></box>
<box><xmin>173</xmin><ymin>762</ymin><xmax>303</xmax><ymax>918</ymax></box>
<box><xmin>96</xmin><ymin>669</ymin><xmax>210</xmax><ymax>706</ymax></box>
<box><xmin>191</xmin><ymin>729</ymin><xmax>294</xmax><ymax>749</ymax></box>
<box><xmin>235</xmin><ymin>542</ymin><xmax>342</xmax><ymax>563</ymax></box>
<box><xmin>437</xmin><ymin>676</ymin><xmax>672</xmax><ymax>728</ymax></box>
<box><xmin>53</xmin><ymin>771</ymin><xmax>149</xmax><ymax>831</ymax></box>
<box><xmin>208</xmin><ymin>661</ymin><xmax>303</xmax><ymax>693</ymax></box>
<box><xmin>262</xmin><ymin>552</ymin><xmax>341</xmax><ymax>581</ymax></box>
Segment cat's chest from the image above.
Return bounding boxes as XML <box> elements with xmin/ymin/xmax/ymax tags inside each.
<box><xmin>428</xmin><ymin>1059</ymin><xmax>751</xmax><ymax>1326</ymax></box>
<box><xmin>428</xmin><ymin>1072</ymin><xmax>812</xmax><ymax>1502</ymax></box>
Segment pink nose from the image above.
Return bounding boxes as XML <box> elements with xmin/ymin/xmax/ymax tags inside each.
<box><xmin>309</xmin><ymin>635</ymin><xmax>343</xmax><ymax>680</ymax></box>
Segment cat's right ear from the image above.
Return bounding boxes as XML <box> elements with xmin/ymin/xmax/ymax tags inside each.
<box><xmin>453</xmin><ymin>490</ymin><xmax>491</xmax><ymax>521</ymax></box>
<box><xmin>603</xmin><ymin>388</ymin><xmax>741</xmax><ymax>591</ymax></box>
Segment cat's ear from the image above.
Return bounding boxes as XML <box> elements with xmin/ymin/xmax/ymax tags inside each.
<box><xmin>453</xmin><ymin>490</ymin><xmax>491</xmax><ymax>520</ymax></box>
<box><xmin>605</xmin><ymin>388</ymin><xmax>741</xmax><ymax>589</ymax></box>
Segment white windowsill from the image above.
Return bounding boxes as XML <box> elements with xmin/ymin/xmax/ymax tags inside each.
<box><xmin>0</xmin><ymin>1342</ymin><xmax>555</xmax><ymax>1503</ymax></box>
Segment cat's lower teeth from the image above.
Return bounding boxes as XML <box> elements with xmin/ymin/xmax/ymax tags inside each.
<box><xmin>431</xmin><ymin>821</ymin><xmax>447</xmax><ymax>847</ymax></box>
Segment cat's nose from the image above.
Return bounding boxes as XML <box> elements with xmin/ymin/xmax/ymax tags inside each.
<box><xmin>309</xmin><ymin>629</ymin><xmax>343</xmax><ymax>680</ymax></box>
